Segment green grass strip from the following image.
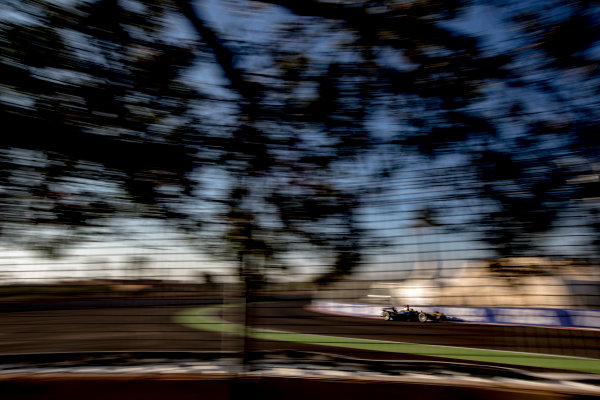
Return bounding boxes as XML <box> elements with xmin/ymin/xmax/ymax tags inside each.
<box><xmin>174</xmin><ymin>305</ymin><xmax>600</xmax><ymax>374</ymax></box>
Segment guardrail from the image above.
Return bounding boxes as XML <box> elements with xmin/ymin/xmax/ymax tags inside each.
<box><xmin>311</xmin><ymin>301</ymin><xmax>600</xmax><ymax>329</ymax></box>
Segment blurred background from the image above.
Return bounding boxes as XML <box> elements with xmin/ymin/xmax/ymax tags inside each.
<box><xmin>0</xmin><ymin>0</ymin><xmax>600</xmax><ymax>396</ymax></box>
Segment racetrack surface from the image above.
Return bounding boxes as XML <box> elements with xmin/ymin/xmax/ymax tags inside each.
<box><xmin>0</xmin><ymin>306</ymin><xmax>224</xmax><ymax>354</ymax></box>
<box><xmin>243</xmin><ymin>301</ymin><xmax>600</xmax><ymax>360</ymax></box>
<box><xmin>0</xmin><ymin>299</ymin><xmax>598</xmax><ymax>372</ymax></box>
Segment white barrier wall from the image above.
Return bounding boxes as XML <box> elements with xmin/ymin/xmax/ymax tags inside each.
<box><xmin>311</xmin><ymin>300</ymin><xmax>600</xmax><ymax>329</ymax></box>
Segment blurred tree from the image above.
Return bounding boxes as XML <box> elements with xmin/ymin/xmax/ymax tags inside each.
<box><xmin>198</xmin><ymin>271</ymin><xmax>214</xmax><ymax>285</ymax></box>
<box><xmin>0</xmin><ymin>0</ymin><xmax>199</xmax><ymax>250</ymax></box>
<box><xmin>127</xmin><ymin>255</ymin><xmax>150</xmax><ymax>279</ymax></box>
<box><xmin>1</xmin><ymin>0</ymin><xmax>599</xmax><ymax>284</ymax></box>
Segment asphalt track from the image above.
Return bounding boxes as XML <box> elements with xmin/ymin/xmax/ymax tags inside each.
<box><xmin>241</xmin><ymin>301</ymin><xmax>600</xmax><ymax>359</ymax></box>
<box><xmin>0</xmin><ymin>299</ymin><xmax>598</xmax><ymax>373</ymax></box>
<box><xmin>176</xmin><ymin>301</ymin><xmax>600</xmax><ymax>373</ymax></box>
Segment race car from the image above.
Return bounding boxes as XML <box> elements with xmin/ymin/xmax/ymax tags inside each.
<box><xmin>381</xmin><ymin>306</ymin><xmax>446</xmax><ymax>322</ymax></box>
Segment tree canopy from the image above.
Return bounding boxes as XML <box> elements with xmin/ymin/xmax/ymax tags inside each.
<box><xmin>1</xmin><ymin>0</ymin><xmax>599</xmax><ymax>281</ymax></box>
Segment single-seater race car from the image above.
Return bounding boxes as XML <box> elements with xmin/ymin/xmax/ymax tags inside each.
<box><xmin>381</xmin><ymin>306</ymin><xmax>446</xmax><ymax>322</ymax></box>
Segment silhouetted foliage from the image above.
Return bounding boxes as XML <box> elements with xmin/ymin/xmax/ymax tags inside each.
<box><xmin>1</xmin><ymin>0</ymin><xmax>600</xmax><ymax>281</ymax></box>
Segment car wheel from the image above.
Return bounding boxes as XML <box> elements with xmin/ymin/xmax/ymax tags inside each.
<box><xmin>383</xmin><ymin>311</ymin><xmax>391</xmax><ymax>321</ymax></box>
<box><xmin>418</xmin><ymin>312</ymin><xmax>428</xmax><ymax>323</ymax></box>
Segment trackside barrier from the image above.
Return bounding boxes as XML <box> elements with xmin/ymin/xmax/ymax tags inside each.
<box><xmin>311</xmin><ymin>300</ymin><xmax>600</xmax><ymax>329</ymax></box>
